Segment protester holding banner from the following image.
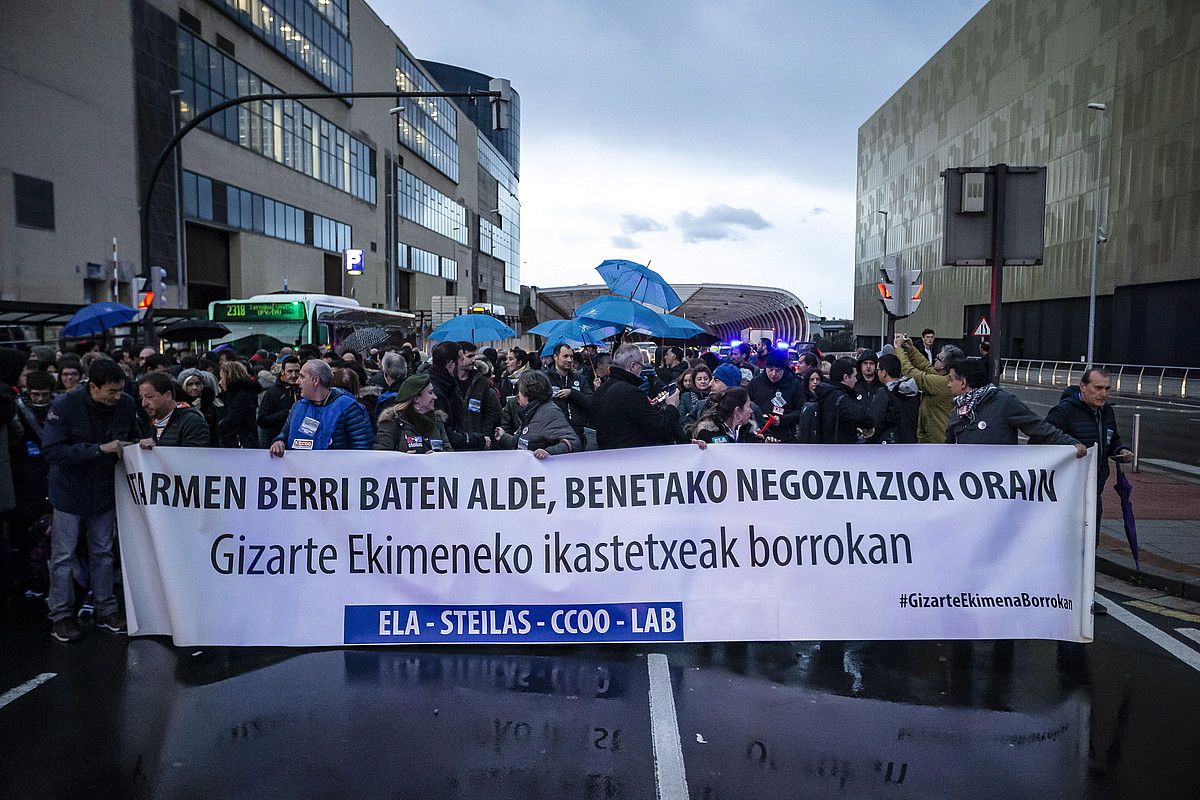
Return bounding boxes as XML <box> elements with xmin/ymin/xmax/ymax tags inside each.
<box><xmin>269</xmin><ymin>360</ymin><xmax>373</xmax><ymax>455</ymax></box>
<box><xmin>945</xmin><ymin>358</ymin><xmax>1085</xmax><ymax>456</ymax></box>
<box><xmin>591</xmin><ymin>344</ymin><xmax>681</xmax><ymax>449</ymax></box>
<box><xmin>1044</xmin><ymin>367</ymin><xmax>1133</xmax><ymax>503</ymax></box>
<box><xmin>43</xmin><ymin>358</ymin><xmax>145</xmax><ymax>642</ymax></box>
<box><xmin>136</xmin><ymin>372</ymin><xmax>210</xmax><ymax>448</ymax></box>
<box><xmin>694</xmin><ymin>387</ymin><xmax>763</xmax><ymax>444</ymax></box>
<box><xmin>493</xmin><ymin>370</ymin><xmax>580</xmax><ymax>458</ymax></box>
<box><xmin>373</xmin><ymin>374</ymin><xmax>453</xmax><ymax>454</ymax></box>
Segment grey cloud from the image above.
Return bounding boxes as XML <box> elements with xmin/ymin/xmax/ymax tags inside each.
<box><xmin>810</xmin><ymin>207</ymin><xmax>829</xmax><ymax>215</ymax></box>
<box><xmin>611</xmin><ymin>235</ymin><xmax>641</xmax><ymax>250</ymax></box>
<box><xmin>620</xmin><ymin>214</ymin><xmax>667</xmax><ymax>235</ymax></box>
<box><xmin>674</xmin><ymin>205</ymin><xmax>773</xmax><ymax>243</ymax></box>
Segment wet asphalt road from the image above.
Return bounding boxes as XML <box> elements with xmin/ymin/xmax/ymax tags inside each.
<box><xmin>1007</xmin><ymin>385</ymin><xmax>1200</xmax><ymax>469</ymax></box>
<box><xmin>2</xmin><ymin>589</ymin><xmax>1199</xmax><ymax>799</ymax></box>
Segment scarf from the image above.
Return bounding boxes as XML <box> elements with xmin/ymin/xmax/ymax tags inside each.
<box><xmin>953</xmin><ymin>384</ymin><xmax>997</xmax><ymax>420</ymax></box>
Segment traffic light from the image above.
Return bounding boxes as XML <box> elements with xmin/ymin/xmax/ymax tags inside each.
<box><xmin>877</xmin><ymin>257</ymin><xmax>924</xmax><ymax>319</ymax></box>
<box><xmin>140</xmin><ymin>266</ymin><xmax>167</xmax><ymax>309</ymax></box>
<box><xmin>134</xmin><ymin>277</ymin><xmax>150</xmax><ymax>309</ymax></box>
<box><xmin>489</xmin><ymin>78</ymin><xmax>512</xmax><ymax>131</ymax></box>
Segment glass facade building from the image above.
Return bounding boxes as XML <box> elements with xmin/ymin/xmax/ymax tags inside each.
<box><xmin>854</xmin><ymin>0</ymin><xmax>1200</xmax><ymax>365</ymax></box>
<box><xmin>424</xmin><ymin>60</ymin><xmax>521</xmax><ymax>177</ymax></box>
<box><xmin>395</xmin><ymin>167</ymin><xmax>467</xmax><ymax>245</ymax></box>
<box><xmin>178</xmin><ymin>29</ymin><xmax>375</xmax><ymax>203</ymax></box>
<box><xmin>183</xmin><ymin>170</ymin><xmax>351</xmax><ymax>252</ymax></box>
<box><xmin>206</xmin><ymin>0</ymin><xmax>351</xmax><ymax>93</ymax></box>
<box><xmin>394</xmin><ymin>49</ymin><xmax>459</xmax><ymax>181</ymax></box>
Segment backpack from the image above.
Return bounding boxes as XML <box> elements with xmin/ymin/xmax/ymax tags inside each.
<box><xmin>798</xmin><ymin>400</ymin><xmax>821</xmax><ymax>443</ymax></box>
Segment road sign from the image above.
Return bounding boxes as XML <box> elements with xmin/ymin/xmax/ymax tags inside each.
<box><xmin>973</xmin><ymin>317</ymin><xmax>992</xmax><ymax>337</ymax></box>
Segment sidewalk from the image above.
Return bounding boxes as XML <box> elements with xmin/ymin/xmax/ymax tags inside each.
<box><xmin>1095</xmin><ymin>465</ymin><xmax>1200</xmax><ymax>600</ymax></box>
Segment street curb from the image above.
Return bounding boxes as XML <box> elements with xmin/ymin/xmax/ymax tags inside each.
<box><xmin>1096</xmin><ymin>549</ymin><xmax>1200</xmax><ymax>602</ymax></box>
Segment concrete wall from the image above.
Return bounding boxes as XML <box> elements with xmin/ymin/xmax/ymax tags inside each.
<box><xmin>854</xmin><ymin>0</ymin><xmax>1200</xmax><ymax>362</ymax></box>
<box><xmin>0</xmin><ymin>0</ymin><xmax>141</xmax><ymax>303</ymax></box>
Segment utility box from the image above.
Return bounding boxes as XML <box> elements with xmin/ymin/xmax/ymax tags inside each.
<box><xmin>941</xmin><ymin>166</ymin><xmax>1047</xmax><ymax>265</ymax></box>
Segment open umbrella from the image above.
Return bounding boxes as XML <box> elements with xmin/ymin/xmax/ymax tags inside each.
<box><xmin>428</xmin><ymin>313</ymin><xmax>516</xmax><ymax>344</ymax></box>
<box><xmin>1112</xmin><ymin>463</ymin><xmax>1139</xmax><ymax>570</ymax></box>
<box><xmin>157</xmin><ymin>318</ymin><xmax>231</xmax><ymax>342</ymax></box>
<box><xmin>655</xmin><ymin>312</ymin><xmax>707</xmax><ymax>340</ymax></box>
<box><xmin>339</xmin><ymin>326</ymin><xmax>390</xmax><ymax>353</ymax></box>
<box><xmin>528</xmin><ymin>318</ymin><xmax>619</xmax><ymax>346</ymax></box>
<box><xmin>62</xmin><ymin>302</ymin><xmax>140</xmax><ymax>337</ymax></box>
<box><xmin>595</xmin><ymin>259</ymin><xmax>683</xmax><ymax>311</ymax></box>
<box><xmin>574</xmin><ymin>295</ymin><xmax>667</xmax><ymax>335</ymax></box>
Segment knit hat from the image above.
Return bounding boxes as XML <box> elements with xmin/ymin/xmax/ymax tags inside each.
<box><xmin>857</xmin><ymin>350</ymin><xmax>878</xmax><ymax>364</ymax></box>
<box><xmin>712</xmin><ymin>363</ymin><xmax>742</xmax><ymax>388</ymax></box>
<box><xmin>394</xmin><ymin>373</ymin><xmax>431</xmax><ymax>405</ymax></box>
<box><xmin>764</xmin><ymin>351</ymin><xmax>789</xmax><ymax>370</ymax></box>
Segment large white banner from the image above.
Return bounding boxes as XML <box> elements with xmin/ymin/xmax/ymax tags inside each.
<box><xmin>116</xmin><ymin>444</ymin><xmax>1096</xmax><ymax>646</ymax></box>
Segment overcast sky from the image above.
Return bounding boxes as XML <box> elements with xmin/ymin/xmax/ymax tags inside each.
<box><xmin>375</xmin><ymin>0</ymin><xmax>988</xmax><ymax>318</ymax></box>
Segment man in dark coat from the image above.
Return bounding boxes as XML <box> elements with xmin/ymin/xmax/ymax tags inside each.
<box><xmin>813</xmin><ymin>360</ymin><xmax>876</xmax><ymax>443</ymax></box>
<box><xmin>592</xmin><ymin>344</ymin><xmax>681</xmax><ymax>449</ymax></box>
<box><xmin>747</xmin><ymin>351</ymin><xmax>805</xmax><ymax>442</ymax></box>
<box><xmin>1044</xmin><ymin>368</ymin><xmax>1133</xmax><ymax>506</ymax></box>
<box><xmin>43</xmin><ymin>358</ymin><xmax>145</xmax><ymax>642</ymax></box>
<box><xmin>944</xmin><ymin>358</ymin><xmax>1085</xmax><ymax>453</ymax></box>
<box><xmin>545</xmin><ymin>342</ymin><xmax>593</xmax><ymax>444</ymax></box>
<box><xmin>427</xmin><ymin>341</ymin><xmax>492</xmax><ymax>451</ymax></box>
<box><xmin>257</xmin><ymin>355</ymin><xmax>300</xmax><ymax>447</ymax></box>
<box><xmin>136</xmin><ymin>372</ymin><xmax>210</xmax><ymax>447</ymax></box>
<box><xmin>854</xmin><ymin>351</ymin><xmax>896</xmax><ymax>442</ymax></box>
<box><xmin>876</xmin><ymin>354</ymin><xmax>919</xmax><ymax>444</ymax></box>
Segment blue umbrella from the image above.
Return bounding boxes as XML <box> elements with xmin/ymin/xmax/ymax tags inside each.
<box><xmin>656</xmin><ymin>312</ymin><xmax>707</xmax><ymax>339</ymax></box>
<box><xmin>427</xmin><ymin>313</ymin><xmax>516</xmax><ymax>343</ymax></box>
<box><xmin>595</xmin><ymin>259</ymin><xmax>683</xmax><ymax>311</ymax></box>
<box><xmin>528</xmin><ymin>318</ymin><xmax>619</xmax><ymax>346</ymax></box>
<box><xmin>62</xmin><ymin>302</ymin><xmax>140</xmax><ymax>337</ymax></box>
<box><xmin>574</xmin><ymin>295</ymin><xmax>668</xmax><ymax>335</ymax></box>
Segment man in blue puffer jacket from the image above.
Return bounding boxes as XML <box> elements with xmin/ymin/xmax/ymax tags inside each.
<box><xmin>269</xmin><ymin>359</ymin><xmax>373</xmax><ymax>454</ymax></box>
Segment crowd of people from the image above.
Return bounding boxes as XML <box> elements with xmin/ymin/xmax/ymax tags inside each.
<box><xmin>0</xmin><ymin>325</ymin><xmax>1132</xmax><ymax>639</ymax></box>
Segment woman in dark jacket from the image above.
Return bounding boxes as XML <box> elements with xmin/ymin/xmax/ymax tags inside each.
<box><xmin>693</xmin><ymin>387</ymin><xmax>762</xmax><ymax>444</ymax></box>
<box><xmin>217</xmin><ymin>361</ymin><xmax>263</xmax><ymax>448</ymax></box>
<box><xmin>492</xmin><ymin>370</ymin><xmax>580</xmax><ymax>458</ymax></box>
<box><xmin>178</xmin><ymin>367</ymin><xmax>221</xmax><ymax>446</ymax></box>
<box><xmin>373</xmin><ymin>374</ymin><xmax>454</xmax><ymax>454</ymax></box>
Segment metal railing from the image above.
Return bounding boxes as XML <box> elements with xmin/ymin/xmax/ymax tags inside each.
<box><xmin>1001</xmin><ymin>359</ymin><xmax>1198</xmax><ymax>401</ymax></box>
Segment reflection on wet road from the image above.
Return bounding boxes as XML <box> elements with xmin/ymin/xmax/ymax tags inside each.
<box><xmin>3</xmin><ymin>599</ymin><xmax>1200</xmax><ymax>799</ymax></box>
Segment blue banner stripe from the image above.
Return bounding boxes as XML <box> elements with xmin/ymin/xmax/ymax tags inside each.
<box><xmin>344</xmin><ymin>602</ymin><xmax>684</xmax><ymax>644</ymax></box>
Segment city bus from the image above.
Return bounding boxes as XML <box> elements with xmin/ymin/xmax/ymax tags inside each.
<box><xmin>208</xmin><ymin>293</ymin><xmax>416</xmax><ymax>353</ymax></box>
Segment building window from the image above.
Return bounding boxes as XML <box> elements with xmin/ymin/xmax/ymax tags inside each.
<box><xmin>394</xmin><ymin>48</ymin><xmax>459</xmax><ymax>181</ymax></box>
<box><xmin>184</xmin><ymin>170</ymin><xmax>350</xmax><ymax>253</ymax></box>
<box><xmin>13</xmin><ymin>174</ymin><xmax>54</xmax><ymax>230</ymax></box>
<box><xmin>207</xmin><ymin>0</ymin><xmax>351</xmax><ymax>94</ymax></box>
<box><xmin>409</xmin><ymin>246</ymin><xmax>440</xmax><ymax>276</ymax></box>
<box><xmin>441</xmin><ymin>257</ymin><xmax>458</xmax><ymax>281</ymax></box>
<box><xmin>395</xmin><ymin>167</ymin><xmax>467</xmax><ymax>245</ymax></box>
<box><xmin>178</xmin><ymin>29</ymin><xmax>375</xmax><ymax>204</ymax></box>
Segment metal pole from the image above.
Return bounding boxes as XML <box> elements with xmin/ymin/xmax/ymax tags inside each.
<box><xmin>878</xmin><ymin>210</ymin><xmax>888</xmax><ymax>351</ymax></box>
<box><xmin>989</xmin><ymin>165</ymin><xmax>1008</xmax><ymax>386</ymax></box>
<box><xmin>170</xmin><ymin>90</ymin><xmax>186</xmax><ymax>310</ymax></box>
<box><xmin>111</xmin><ymin>238</ymin><xmax>119</xmax><ymax>302</ymax></box>
<box><xmin>1132</xmin><ymin>412</ymin><xmax>1141</xmax><ymax>473</ymax></box>
<box><xmin>1086</xmin><ymin>104</ymin><xmax>1106</xmax><ymax>366</ymax></box>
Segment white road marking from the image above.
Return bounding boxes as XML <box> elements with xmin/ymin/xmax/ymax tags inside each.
<box><xmin>1097</xmin><ymin>595</ymin><xmax>1200</xmax><ymax>673</ymax></box>
<box><xmin>647</xmin><ymin>653</ymin><xmax>688</xmax><ymax>800</ymax></box>
<box><xmin>1178</xmin><ymin>628</ymin><xmax>1200</xmax><ymax>647</ymax></box>
<box><xmin>0</xmin><ymin>673</ymin><xmax>57</xmax><ymax>711</ymax></box>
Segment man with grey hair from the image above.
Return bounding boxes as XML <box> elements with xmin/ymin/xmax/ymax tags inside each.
<box><xmin>270</xmin><ymin>358</ymin><xmax>372</xmax><ymax>454</ymax></box>
<box><xmin>895</xmin><ymin>334</ymin><xmax>964</xmax><ymax>444</ymax></box>
<box><xmin>371</xmin><ymin>351</ymin><xmax>409</xmax><ymax>392</ymax></box>
<box><xmin>590</xmin><ymin>343</ymin><xmax>681</xmax><ymax>449</ymax></box>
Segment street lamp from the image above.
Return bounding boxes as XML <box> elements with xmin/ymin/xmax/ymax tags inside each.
<box><xmin>878</xmin><ymin>209</ymin><xmax>888</xmax><ymax>350</ymax></box>
<box><xmin>1086</xmin><ymin>102</ymin><xmax>1107</xmax><ymax>366</ymax></box>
